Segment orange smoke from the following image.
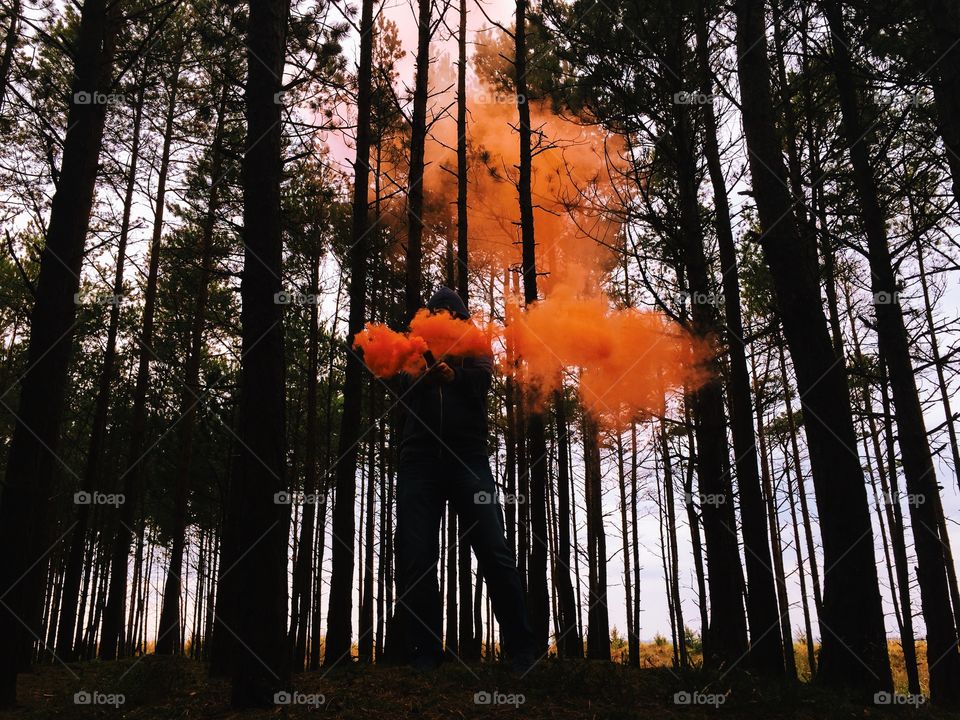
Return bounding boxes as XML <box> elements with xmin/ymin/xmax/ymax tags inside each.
<box><xmin>354</xmin><ymin>310</ymin><xmax>493</xmax><ymax>378</ymax></box>
<box><xmin>408</xmin><ymin>309</ymin><xmax>493</xmax><ymax>359</ymax></box>
<box><xmin>352</xmin><ymin>323</ymin><xmax>429</xmax><ymax>378</ymax></box>
<box><xmin>504</xmin><ymin>289</ymin><xmax>711</xmax><ymax>428</ymax></box>
<box><xmin>355</xmin><ymin>295</ymin><xmax>708</xmax><ymax>428</ymax></box>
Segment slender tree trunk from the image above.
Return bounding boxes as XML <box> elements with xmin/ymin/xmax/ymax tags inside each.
<box><xmin>224</xmin><ymin>0</ymin><xmax>292</xmax><ymax>704</ymax></box>
<box><xmin>405</xmin><ymin>0</ymin><xmax>431</xmax><ymax>318</ymax></box>
<box><xmin>0</xmin><ymin>0</ymin><xmax>118</xmax><ymax>704</ymax></box>
<box><xmin>291</xmin><ymin>235</ymin><xmax>322</xmax><ymax>671</ymax></box>
<box><xmin>921</xmin><ymin>0</ymin><xmax>960</xmax><ymax>206</ymax></box>
<box><xmin>553</xmin><ymin>393</ymin><xmax>581</xmax><ymax>657</ymax></box>
<box><xmin>694</xmin><ymin>0</ymin><xmax>783</xmax><ymax>673</ymax></box>
<box><xmin>324</xmin><ymin>0</ymin><xmax>374</xmax><ymax>667</ymax></box>
<box><xmin>582</xmin><ymin>412</ymin><xmax>610</xmax><ymax>660</ymax></box>
<box><xmin>514</xmin><ymin>0</ymin><xmax>550</xmax><ymax>656</ymax></box>
<box><xmin>57</xmin><ymin>80</ymin><xmax>145</xmax><ymax>662</ymax></box>
<box><xmin>0</xmin><ymin>0</ymin><xmax>20</xmax><ymax>113</ymax></box>
<box><xmin>456</xmin><ymin>0</ymin><xmax>469</xmax><ymax>303</ymax></box>
<box><xmin>101</xmin><ymin>52</ymin><xmax>183</xmax><ymax>660</ymax></box>
<box><xmin>156</xmin><ymin>84</ymin><xmax>226</xmax><ymax>656</ymax></box>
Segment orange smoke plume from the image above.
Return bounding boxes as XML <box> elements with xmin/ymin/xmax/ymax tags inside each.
<box><xmin>352</xmin><ymin>323</ymin><xmax>429</xmax><ymax>378</ymax></box>
<box><xmin>354</xmin><ymin>310</ymin><xmax>493</xmax><ymax>378</ymax></box>
<box><xmin>408</xmin><ymin>309</ymin><xmax>493</xmax><ymax>359</ymax></box>
<box><xmin>505</xmin><ymin>290</ymin><xmax>711</xmax><ymax>428</ymax></box>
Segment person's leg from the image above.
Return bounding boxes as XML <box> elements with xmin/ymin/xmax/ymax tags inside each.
<box><xmin>447</xmin><ymin>450</ymin><xmax>535</xmax><ymax>661</ymax></box>
<box><xmin>395</xmin><ymin>457</ymin><xmax>445</xmax><ymax>667</ymax></box>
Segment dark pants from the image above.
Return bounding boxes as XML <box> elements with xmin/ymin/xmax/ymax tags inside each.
<box><xmin>395</xmin><ymin>449</ymin><xmax>533</xmax><ymax>664</ymax></box>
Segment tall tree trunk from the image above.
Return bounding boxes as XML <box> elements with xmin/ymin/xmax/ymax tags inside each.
<box><xmin>734</xmin><ymin>0</ymin><xmax>892</xmax><ymax>692</ymax></box>
<box><xmin>0</xmin><ymin>0</ymin><xmax>19</xmax><ymax>113</ymax></box>
<box><xmin>225</xmin><ymin>0</ymin><xmax>292</xmax><ymax>705</ymax></box>
<box><xmin>0</xmin><ymin>0</ymin><xmax>118</xmax><ymax>704</ymax></box>
<box><xmin>666</xmin><ymin>34</ymin><xmax>748</xmax><ymax>665</ymax></box>
<box><xmin>921</xmin><ymin>0</ymin><xmax>960</xmax><ymax>207</ymax></box>
<box><xmin>324</xmin><ymin>0</ymin><xmax>375</xmax><ymax>667</ymax></box>
<box><xmin>582</xmin><ymin>412</ymin><xmax>610</xmax><ymax>660</ymax></box>
<box><xmin>56</xmin><ymin>80</ymin><xmax>145</xmax><ymax>662</ymax></box>
<box><xmin>405</xmin><ymin>0</ymin><xmax>431</xmax><ymax>318</ymax></box>
<box><xmin>290</xmin><ymin>233</ymin><xmax>323</xmax><ymax>671</ymax></box>
<box><xmin>156</xmin><ymin>83</ymin><xmax>227</xmax><ymax>656</ymax></box>
<box><xmin>456</xmin><ymin>0</ymin><xmax>468</xmax><ymax>304</ymax></box>
<box><xmin>823</xmin><ymin>0</ymin><xmax>960</xmax><ymax>702</ymax></box>
<box><xmin>694</xmin><ymin>0</ymin><xmax>783</xmax><ymax>674</ymax></box>
<box><xmin>100</xmin><ymin>52</ymin><xmax>183</xmax><ymax>660</ymax></box>
<box><xmin>554</xmin><ymin>393</ymin><xmax>581</xmax><ymax>657</ymax></box>
<box><xmin>514</xmin><ymin>0</ymin><xmax>550</xmax><ymax>657</ymax></box>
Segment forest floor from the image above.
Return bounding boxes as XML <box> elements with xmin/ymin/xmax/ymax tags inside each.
<box><xmin>2</xmin><ymin>651</ymin><xmax>954</xmax><ymax>720</ymax></box>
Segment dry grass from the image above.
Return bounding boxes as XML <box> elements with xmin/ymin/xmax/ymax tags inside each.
<box><xmin>1</xmin><ymin>645</ymin><xmax>950</xmax><ymax>720</ymax></box>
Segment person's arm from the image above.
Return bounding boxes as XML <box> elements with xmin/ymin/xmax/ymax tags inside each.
<box><xmin>449</xmin><ymin>354</ymin><xmax>493</xmax><ymax>397</ymax></box>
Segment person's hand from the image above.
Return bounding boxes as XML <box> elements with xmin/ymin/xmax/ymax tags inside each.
<box><xmin>428</xmin><ymin>361</ymin><xmax>455</xmax><ymax>384</ymax></box>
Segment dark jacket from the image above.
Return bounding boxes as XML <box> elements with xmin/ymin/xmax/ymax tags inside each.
<box><xmin>399</xmin><ymin>288</ymin><xmax>492</xmax><ymax>460</ymax></box>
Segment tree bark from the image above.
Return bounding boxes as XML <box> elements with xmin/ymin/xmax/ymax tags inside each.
<box><xmin>514</xmin><ymin>0</ymin><xmax>550</xmax><ymax>657</ymax></box>
<box><xmin>0</xmin><ymin>0</ymin><xmax>119</xmax><ymax>704</ymax></box>
<box><xmin>324</xmin><ymin>0</ymin><xmax>375</xmax><ymax>667</ymax></box>
<box><xmin>225</xmin><ymin>0</ymin><xmax>292</xmax><ymax>704</ymax></box>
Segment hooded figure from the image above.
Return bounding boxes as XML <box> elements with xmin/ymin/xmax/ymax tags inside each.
<box><xmin>394</xmin><ymin>287</ymin><xmax>536</xmax><ymax>673</ymax></box>
<box><xmin>398</xmin><ymin>287</ymin><xmax>492</xmax><ymax>460</ymax></box>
